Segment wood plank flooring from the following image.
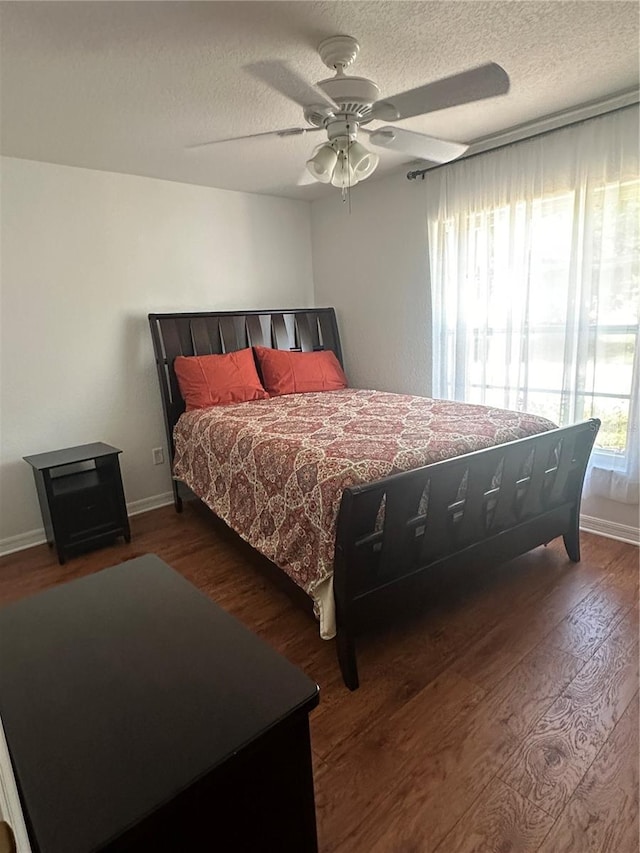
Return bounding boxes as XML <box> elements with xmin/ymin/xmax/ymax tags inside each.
<box><xmin>1</xmin><ymin>503</ymin><xmax>638</xmax><ymax>852</ymax></box>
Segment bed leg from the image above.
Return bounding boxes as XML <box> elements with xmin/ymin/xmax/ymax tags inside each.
<box><xmin>563</xmin><ymin>511</ymin><xmax>580</xmax><ymax>562</ymax></box>
<box><xmin>336</xmin><ymin>628</ymin><xmax>359</xmax><ymax>691</ymax></box>
<box><xmin>172</xmin><ymin>482</ymin><xmax>183</xmax><ymax>514</ymax></box>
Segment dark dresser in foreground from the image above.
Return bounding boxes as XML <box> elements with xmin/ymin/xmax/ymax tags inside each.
<box><xmin>0</xmin><ymin>555</ymin><xmax>320</xmax><ymax>852</ymax></box>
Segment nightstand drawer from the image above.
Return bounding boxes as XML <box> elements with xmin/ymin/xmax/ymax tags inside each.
<box><xmin>56</xmin><ymin>486</ymin><xmax>120</xmax><ymax>541</ymax></box>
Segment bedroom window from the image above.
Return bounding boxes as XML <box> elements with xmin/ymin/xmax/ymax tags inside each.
<box><xmin>427</xmin><ymin>105</ymin><xmax>639</xmax><ymax>503</ymax></box>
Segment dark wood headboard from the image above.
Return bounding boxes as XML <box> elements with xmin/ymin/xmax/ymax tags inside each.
<box><xmin>148</xmin><ymin>308</ymin><xmax>343</xmax><ymax>462</ymax></box>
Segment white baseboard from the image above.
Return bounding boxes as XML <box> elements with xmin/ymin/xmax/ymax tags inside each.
<box><xmin>0</xmin><ymin>528</ymin><xmax>46</xmax><ymax>558</ymax></box>
<box><xmin>0</xmin><ymin>492</ymin><xmax>174</xmax><ymax>557</ymax></box>
<box><xmin>580</xmin><ymin>514</ymin><xmax>639</xmax><ymax>546</ymax></box>
<box><xmin>126</xmin><ymin>491</ymin><xmax>174</xmax><ymax>518</ymax></box>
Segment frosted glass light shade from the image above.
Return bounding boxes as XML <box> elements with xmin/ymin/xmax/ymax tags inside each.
<box><xmin>306</xmin><ymin>145</ymin><xmax>338</xmax><ymax>183</ymax></box>
<box><xmin>348</xmin><ymin>140</ymin><xmax>379</xmax><ymax>180</ymax></box>
<box><xmin>330</xmin><ymin>152</ymin><xmax>357</xmax><ymax>188</ymax></box>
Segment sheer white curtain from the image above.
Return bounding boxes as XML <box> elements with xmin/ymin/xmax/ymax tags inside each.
<box><xmin>426</xmin><ymin>105</ymin><xmax>639</xmax><ymax>504</ymax></box>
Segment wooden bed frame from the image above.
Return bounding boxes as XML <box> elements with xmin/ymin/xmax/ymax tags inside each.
<box><xmin>149</xmin><ymin>308</ymin><xmax>599</xmax><ymax>690</ymax></box>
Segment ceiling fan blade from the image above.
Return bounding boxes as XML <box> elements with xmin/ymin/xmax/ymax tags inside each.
<box><xmin>245</xmin><ymin>59</ymin><xmax>338</xmax><ymax>113</ymax></box>
<box><xmin>371</xmin><ymin>62</ymin><xmax>510</xmax><ymax>122</ymax></box>
<box><xmin>186</xmin><ymin>126</ymin><xmax>322</xmax><ymax>151</ymax></box>
<box><xmin>366</xmin><ymin>126</ymin><xmax>468</xmax><ymax>164</ymax></box>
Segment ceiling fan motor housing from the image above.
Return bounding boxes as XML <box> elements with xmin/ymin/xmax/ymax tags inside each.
<box><xmin>316</xmin><ymin>76</ymin><xmax>380</xmax><ymax>122</ymax></box>
<box><xmin>311</xmin><ymin>36</ymin><xmax>380</xmax><ymax>124</ymax></box>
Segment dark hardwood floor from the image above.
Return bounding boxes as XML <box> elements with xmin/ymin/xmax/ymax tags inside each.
<box><xmin>1</xmin><ymin>502</ymin><xmax>638</xmax><ymax>852</ymax></box>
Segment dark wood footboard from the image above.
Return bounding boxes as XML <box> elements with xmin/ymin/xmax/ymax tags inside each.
<box><xmin>333</xmin><ymin>418</ymin><xmax>600</xmax><ymax>690</ymax></box>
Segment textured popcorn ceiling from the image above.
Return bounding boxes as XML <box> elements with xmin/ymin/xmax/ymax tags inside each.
<box><xmin>1</xmin><ymin>1</ymin><xmax>638</xmax><ymax>200</ymax></box>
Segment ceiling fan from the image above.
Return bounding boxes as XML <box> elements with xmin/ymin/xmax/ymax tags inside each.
<box><xmin>191</xmin><ymin>35</ymin><xmax>510</xmax><ymax>191</ymax></box>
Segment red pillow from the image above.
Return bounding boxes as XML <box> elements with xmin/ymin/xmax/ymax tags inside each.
<box><xmin>253</xmin><ymin>346</ymin><xmax>348</xmax><ymax>396</ymax></box>
<box><xmin>174</xmin><ymin>348</ymin><xmax>268</xmax><ymax>410</ymax></box>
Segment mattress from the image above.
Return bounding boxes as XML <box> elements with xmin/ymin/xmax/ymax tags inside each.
<box><xmin>173</xmin><ymin>389</ymin><xmax>556</xmax><ymax>638</ymax></box>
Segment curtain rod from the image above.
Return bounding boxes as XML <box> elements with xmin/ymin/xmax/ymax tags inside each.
<box><xmin>406</xmin><ymin>93</ymin><xmax>638</xmax><ymax>181</ymax></box>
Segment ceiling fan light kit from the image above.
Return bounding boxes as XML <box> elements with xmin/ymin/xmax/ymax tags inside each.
<box><xmin>306</xmin><ymin>112</ymin><xmax>380</xmax><ymax>187</ymax></box>
<box><xmin>306</xmin><ymin>139</ymin><xmax>380</xmax><ymax>188</ymax></box>
<box><xmin>193</xmin><ymin>34</ymin><xmax>510</xmax><ymax>196</ymax></box>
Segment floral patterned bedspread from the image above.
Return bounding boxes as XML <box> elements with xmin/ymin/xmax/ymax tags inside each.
<box><xmin>173</xmin><ymin>389</ymin><xmax>556</xmax><ymax>639</ymax></box>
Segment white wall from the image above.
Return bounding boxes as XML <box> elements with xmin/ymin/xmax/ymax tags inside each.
<box><xmin>312</xmin><ymin>174</ymin><xmax>432</xmax><ymax>397</ymax></box>
<box><xmin>0</xmin><ymin>157</ymin><xmax>314</xmax><ymax>550</ymax></box>
<box><xmin>311</xmin><ymin>171</ymin><xmax>639</xmax><ymax>541</ymax></box>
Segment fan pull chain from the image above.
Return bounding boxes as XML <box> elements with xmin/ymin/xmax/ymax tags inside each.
<box><xmin>346</xmin><ymin>123</ymin><xmax>352</xmax><ymax>212</ymax></box>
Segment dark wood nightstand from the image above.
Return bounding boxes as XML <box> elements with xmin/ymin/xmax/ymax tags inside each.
<box><xmin>24</xmin><ymin>442</ymin><xmax>131</xmax><ymax>564</ymax></box>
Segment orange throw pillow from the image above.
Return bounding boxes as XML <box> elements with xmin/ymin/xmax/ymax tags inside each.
<box><xmin>253</xmin><ymin>346</ymin><xmax>348</xmax><ymax>396</ymax></box>
<box><xmin>174</xmin><ymin>348</ymin><xmax>268</xmax><ymax>410</ymax></box>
